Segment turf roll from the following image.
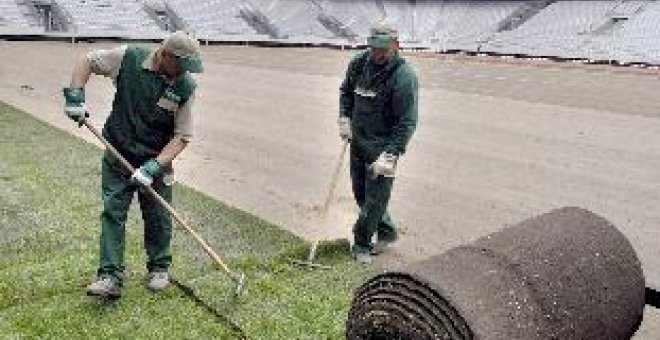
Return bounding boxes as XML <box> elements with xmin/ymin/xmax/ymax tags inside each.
<box><xmin>347</xmin><ymin>207</ymin><xmax>645</xmax><ymax>339</ymax></box>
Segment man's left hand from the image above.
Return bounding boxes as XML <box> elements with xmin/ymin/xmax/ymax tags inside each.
<box><xmin>338</xmin><ymin>116</ymin><xmax>352</xmax><ymax>142</ymax></box>
<box><xmin>131</xmin><ymin>159</ymin><xmax>163</xmax><ymax>186</ymax></box>
<box><xmin>370</xmin><ymin>152</ymin><xmax>398</xmax><ymax>178</ymax></box>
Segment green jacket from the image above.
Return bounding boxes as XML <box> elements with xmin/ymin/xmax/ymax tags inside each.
<box><xmin>339</xmin><ymin>50</ymin><xmax>418</xmax><ymax>157</ymax></box>
<box><xmin>102</xmin><ymin>46</ymin><xmax>196</xmax><ymax>167</ymax></box>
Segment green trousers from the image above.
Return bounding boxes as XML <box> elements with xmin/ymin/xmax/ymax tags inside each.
<box><xmin>98</xmin><ymin>153</ymin><xmax>172</xmax><ymax>284</ymax></box>
<box><xmin>350</xmin><ymin>145</ymin><xmax>397</xmax><ymax>254</ymax></box>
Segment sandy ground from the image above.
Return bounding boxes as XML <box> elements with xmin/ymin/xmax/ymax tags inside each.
<box><xmin>1</xmin><ymin>40</ymin><xmax>660</xmax><ymax>337</ymax></box>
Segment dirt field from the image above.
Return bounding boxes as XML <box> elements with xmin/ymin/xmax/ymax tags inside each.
<box><xmin>1</xmin><ymin>40</ymin><xmax>660</xmax><ymax>337</ymax></box>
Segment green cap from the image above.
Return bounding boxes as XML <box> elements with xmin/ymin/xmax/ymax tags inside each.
<box><xmin>162</xmin><ymin>30</ymin><xmax>204</xmax><ymax>73</ymax></box>
<box><xmin>367</xmin><ymin>20</ymin><xmax>398</xmax><ymax>48</ymax></box>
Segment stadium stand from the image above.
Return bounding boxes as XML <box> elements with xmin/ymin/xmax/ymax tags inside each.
<box><xmin>610</xmin><ymin>0</ymin><xmax>648</xmax><ymax>15</ymax></box>
<box><xmin>246</xmin><ymin>0</ymin><xmax>333</xmax><ymax>42</ymax></box>
<box><xmin>584</xmin><ymin>0</ymin><xmax>660</xmax><ymax>64</ymax></box>
<box><xmin>314</xmin><ymin>0</ymin><xmax>383</xmax><ymax>39</ymax></box>
<box><xmin>618</xmin><ymin>0</ymin><xmax>660</xmax><ymax>64</ymax></box>
<box><xmin>495</xmin><ymin>0</ymin><xmax>555</xmax><ymax>33</ymax></box>
<box><xmin>53</xmin><ymin>0</ymin><xmax>165</xmax><ymax>38</ymax></box>
<box><xmin>427</xmin><ymin>1</ymin><xmax>522</xmax><ymax>51</ymax></box>
<box><xmin>2</xmin><ymin>0</ymin><xmax>660</xmax><ymax>66</ymax></box>
<box><xmin>380</xmin><ymin>1</ymin><xmax>415</xmax><ymax>42</ymax></box>
<box><xmin>484</xmin><ymin>1</ymin><xmax>616</xmax><ymax>57</ymax></box>
<box><xmin>0</xmin><ymin>0</ymin><xmax>44</xmax><ymax>34</ymax></box>
<box><xmin>164</xmin><ymin>0</ymin><xmax>267</xmax><ymax>41</ymax></box>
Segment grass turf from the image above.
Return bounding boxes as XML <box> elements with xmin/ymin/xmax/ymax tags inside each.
<box><xmin>0</xmin><ymin>101</ymin><xmax>375</xmax><ymax>339</ymax></box>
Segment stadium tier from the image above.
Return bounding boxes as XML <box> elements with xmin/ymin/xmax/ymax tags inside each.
<box><xmin>1</xmin><ymin>0</ymin><xmax>660</xmax><ymax>65</ymax></box>
<box><xmin>0</xmin><ymin>0</ymin><xmax>43</xmax><ymax>34</ymax></box>
<box><xmin>166</xmin><ymin>0</ymin><xmax>256</xmax><ymax>39</ymax></box>
<box><xmin>247</xmin><ymin>0</ymin><xmax>332</xmax><ymax>40</ymax></box>
<box><xmin>54</xmin><ymin>0</ymin><xmax>166</xmax><ymax>38</ymax></box>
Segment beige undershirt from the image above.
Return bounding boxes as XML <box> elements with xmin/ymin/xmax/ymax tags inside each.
<box><xmin>87</xmin><ymin>45</ymin><xmax>194</xmax><ymax>141</ymax></box>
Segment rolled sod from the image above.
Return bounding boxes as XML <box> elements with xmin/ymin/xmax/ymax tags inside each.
<box><xmin>347</xmin><ymin>207</ymin><xmax>645</xmax><ymax>339</ymax></box>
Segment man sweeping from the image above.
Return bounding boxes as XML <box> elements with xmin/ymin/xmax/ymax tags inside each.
<box><xmin>338</xmin><ymin>21</ymin><xmax>419</xmax><ymax>264</ymax></box>
<box><xmin>63</xmin><ymin>31</ymin><xmax>203</xmax><ymax>299</ymax></box>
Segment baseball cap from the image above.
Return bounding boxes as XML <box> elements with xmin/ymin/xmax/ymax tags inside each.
<box><xmin>367</xmin><ymin>20</ymin><xmax>399</xmax><ymax>49</ymax></box>
<box><xmin>162</xmin><ymin>30</ymin><xmax>204</xmax><ymax>73</ymax></box>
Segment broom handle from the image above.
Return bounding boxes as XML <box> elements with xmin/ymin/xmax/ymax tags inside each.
<box><xmin>82</xmin><ymin>119</ymin><xmax>236</xmax><ymax>277</ymax></box>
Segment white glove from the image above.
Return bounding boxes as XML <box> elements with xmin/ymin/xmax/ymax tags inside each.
<box><xmin>130</xmin><ymin>159</ymin><xmax>163</xmax><ymax>187</ymax></box>
<box><xmin>62</xmin><ymin>87</ymin><xmax>88</xmax><ymax>126</ymax></box>
<box><xmin>338</xmin><ymin>116</ymin><xmax>351</xmax><ymax>141</ymax></box>
<box><xmin>131</xmin><ymin>168</ymin><xmax>154</xmax><ymax>186</ymax></box>
<box><xmin>370</xmin><ymin>152</ymin><xmax>398</xmax><ymax>178</ymax></box>
<box><xmin>65</xmin><ymin>104</ymin><xmax>87</xmax><ymax>121</ymax></box>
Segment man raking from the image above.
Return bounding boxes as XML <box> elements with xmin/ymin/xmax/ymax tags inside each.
<box><xmin>63</xmin><ymin>31</ymin><xmax>203</xmax><ymax>299</ymax></box>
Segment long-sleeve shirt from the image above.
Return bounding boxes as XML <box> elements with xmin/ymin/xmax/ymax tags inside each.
<box><xmin>339</xmin><ymin>50</ymin><xmax>418</xmax><ymax>157</ymax></box>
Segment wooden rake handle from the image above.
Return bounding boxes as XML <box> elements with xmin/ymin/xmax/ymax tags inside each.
<box><xmin>306</xmin><ymin>140</ymin><xmax>349</xmax><ymax>262</ymax></box>
<box><xmin>82</xmin><ymin>119</ymin><xmax>238</xmax><ymax>279</ymax></box>
<box><xmin>319</xmin><ymin>140</ymin><xmax>349</xmax><ymax>219</ymax></box>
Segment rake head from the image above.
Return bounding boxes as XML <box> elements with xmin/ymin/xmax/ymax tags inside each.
<box><xmin>290</xmin><ymin>258</ymin><xmax>332</xmax><ymax>270</ymax></box>
<box><xmin>232</xmin><ymin>272</ymin><xmax>247</xmax><ymax>297</ymax></box>
<box><xmin>290</xmin><ymin>238</ymin><xmax>351</xmax><ymax>270</ymax></box>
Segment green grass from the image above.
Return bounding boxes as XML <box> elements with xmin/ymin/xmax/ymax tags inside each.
<box><xmin>0</xmin><ymin>102</ymin><xmax>375</xmax><ymax>339</ymax></box>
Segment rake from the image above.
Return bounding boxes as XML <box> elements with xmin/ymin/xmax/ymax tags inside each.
<box><xmin>291</xmin><ymin>140</ymin><xmax>349</xmax><ymax>269</ymax></box>
<box><xmin>82</xmin><ymin>118</ymin><xmax>246</xmax><ymax>297</ymax></box>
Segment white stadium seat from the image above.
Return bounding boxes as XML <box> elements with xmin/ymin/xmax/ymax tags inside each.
<box><xmin>3</xmin><ymin>0</ymin><xmax>660</xmax><ymax>65</ymax></box>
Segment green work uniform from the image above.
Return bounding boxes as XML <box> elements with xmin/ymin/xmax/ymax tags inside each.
<box><xmin>339</xmin><ymin>50</ymin><xmax>418</xmax><ymax>254</ymax></box>
<box><xmin>98</xmin><ymin>46</ymin><xmax>195</xmax><ymax>284</ymax></box>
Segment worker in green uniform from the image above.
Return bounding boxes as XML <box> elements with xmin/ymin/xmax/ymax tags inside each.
<box><xmin>339</xmin><ymin>21</ymin><xmax>418</xmax><ymax>264</ymax></box>
<box><xmin>63</xmin><ymin>31</ymin><xmax>203</xmax><ymax>299</ymax></box>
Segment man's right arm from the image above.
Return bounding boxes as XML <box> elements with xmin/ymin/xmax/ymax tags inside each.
<box><xmin>63</xmin><ymin>55</ymin><xmax>93</xmax><ymax>124</ymax></box>
<box><xmin>339</xmin><ymin>53</ymin><xmax>361</xmax><ymax>119</ymax></box>
<box><xmin>63</xmin><ymin>45</ymin><xmax>127</xmax><ymax>124</ymax></box>
<box><xmin>338</xmin><ymin>53</ymin><xmax>365</xmax><ymax>141</ymax></box>
<box><xmin>69</xmin><ymin>54</ymin><xmax>92</xmax><ymax>88</ymax></box>
<box><xmin>69</xmin><ymin>45</ymin><xmax>126</xmax><ymax>87</ymax></box>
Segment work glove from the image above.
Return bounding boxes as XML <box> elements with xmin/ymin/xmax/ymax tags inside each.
<box><xmin>62</xmin><ymin>87</ymin><xmax>88</xmax><ymax>126</ymax></box>
<box><xmin>369</xmin><ymin>152</ymin><xmax>398</xmax><ymax>178</ymax></box>
<box><xmin>131</xmin><ymin>159</ymin><xmax>164</xmax><ymax>187</ymax></box>
<box><xmin>338</xmin><ymin>116</ymin><xmax>351</xmax><ymax>142</ymax></box>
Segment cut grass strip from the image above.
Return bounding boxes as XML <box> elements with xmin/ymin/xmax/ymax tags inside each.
<box><xmin>0</xmin><ymin>101</ymin><xmax>374</xmax><ymax>339</ymax></box>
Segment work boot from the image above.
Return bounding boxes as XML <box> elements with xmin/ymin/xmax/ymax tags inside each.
<box><xmin>353</xmin><ymin>252</ymin><xmax>372</xmax><ymax>265</ymax></box>
<box><xmin>86</xmin><ymin>276</ymin><xmax>121</xmax><ymax>299</ymax></box>
<box><xmin>146</xmin><ymin>271</ymin><xmax>170</xmax><ymax>292</ymax></box>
